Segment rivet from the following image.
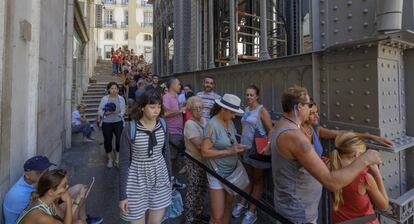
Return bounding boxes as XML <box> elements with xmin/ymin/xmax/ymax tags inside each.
<box><xmin>336</xmin><ymin>102</ymin><xmax>340</xmax><ymax>106</ymax></box>
<box><xmin>365</xmin><ymin>118</ymin><xmax>371</xmax><ymax>123</ymax></box>
<box><xmin>334</xmin><ymin>29</ymin><xmax>339</xmax><ymax>34</ymax></box>
<box><xmin>321</xmin><ymin>21</ymin><xmax>325</xmax><ymax>25</ymax></box>
<box><xmin>363</xmin><ymin>9</ymin><xmax>369</xmax><ymax>14</ymax></box>
<box><xmin>335</xmin><ymin>127</ymin><xmax>340</xmax><ymax>130</ymax></box>
<box><xmin>322</xmin><ymin>101</ymin><xmax>327</xmax><ymax>105</ymax></box>
<box><xmin>349</xmin><ymin>116</ymin><xmax>355</xmax><ymax>120</ymax></box>
<box><xmin>335</xmin><ymin>90</ymin><xmax>340</xmax><ymax>94</ymax></box>
<box><xmin>349</xmin><ymin>64</ymin><xmax>354</xmax><ymax>69</ymax></box>
<box><xmin>321</xmin><ymin>90</ymin><xmax>327</xmax><ymax>94</ymax></box>
<box><xmin>347</xmin><ymin>1</ymin><xmax>352</xmax><ymax>6</ymax></box>
<box><xmin>322</xmin><ymin>113</ymin><xmax>327</xmax><ymax>117</ymax></box>
<box><xmin>321</xmin><ymin>78</ymin><xmax>327</xmax><ymax>82</ymax></box>
<box><xmin>321</xmin><ymin>32</ymin><xmax>326</xmax><ymax>37</ymax></box>
<box><xmin>364</xmin><ymin>77</ymin><xmax>370</xmax><ymax>81</ymax></box>
<box><xmin>348</xmin><ymin>78</ymin><xmax>354</xmax><ymax>82</ymax></box>
<box><xmin>348</xmin><ymin>13</ymin><xmax>352</xmax><ymax>18</ymax></box>
<box><xmin>364</xmin><ymin>64</ymin><xmax>369</xmax><ymax>68</ymax></box>
<box><xmin>383</xmin><ymin>119</ymin><xmax>386</xmax><ymax>123</ymax></box>
<box><xmin>348</xmin><ymin>26</ymin><xmax>353</xmax><ymax>31</ymax></box>
<box><xmin>336</xmin><ymin>114</ymin><xmax>341</xmax><ymax>118</ymax></box>
<box><xmin>365</xmin><ymin>105</ymin><xmax>370</xmax><ymax>109</ymax></box>
<box><xmin>322</xmin><ymin>43</ymin><xmax>326</xmax><ymax>47</ymax></box>
<box><xmin>389</xmin><ymin>118</ymin><xmax>392</xmax><ymax>122</ymax></box>
<box><xmin>320</xmin><ymin>9</ymin><xmax>325</xmax><ymax>14</ymax></box>
<box><xmin>333</xmin><ymin>17</ymin><xmax>339</xmax><ymax>22</ymax></box>
<box><xmin>363</xmin><ymin>50</ymin><xmax>368</xmax><ymax>54</ymax></box>
<box><xmin>349</xmin><ymin>90</ymin><xmax>354</xmax><ymax>95</ymax></box>
<box><xmin>333</xmin><ymin>5</ymin><xmax>338</xmax><ymax>10</ymax></box>
<box><xmin>388</xmin><ymin>105</ymin><xmax>392</xmax><ymax>109</ymax></box>
<box><xmin>403</xmin><ymin>116</ymin><xmax>406</xmax><ymax>120</ymax></box>
<box><xmin>365</xmin><ymin>91</ymin><xmax>370</xmax><ymax>95</ymax></box>
<box><xmin>349</xmin><ymin>103</ymin><xmax>354</xmax><ymax>108</ymax></box>
<box><xmin>363</xmin><ymin>22</ymin><xmax>369</xmax><ymax>27</ymax></box>
<box><xmin>382</xmin><ymin>105</ymin><xmax>386</xmax><ymax>109</ymax></box>
<box><xmin>394</xmin><ymin>105</ymin><xmax>397</xmax><ymax>108</ymax></box>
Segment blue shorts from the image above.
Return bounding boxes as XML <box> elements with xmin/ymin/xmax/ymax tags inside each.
<box><xmin>112</xmin><ymin>63</ymin><xmax>120</xmax><ymax>73</ymax></box>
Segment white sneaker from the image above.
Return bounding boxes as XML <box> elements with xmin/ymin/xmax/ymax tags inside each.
<box><xmin>241</xmin><ymin>211</ymin><xmax>257</xmax><ymax>224</ymax></box>
<box><xmin>106</xmin><ymin>159</ymin><xmax>113</xmax><ymax>168</ymax></box>
<box><xmin>232</xmin><ymin>203</ymin><xmax>247</xmax><ymax>218</ymax></box>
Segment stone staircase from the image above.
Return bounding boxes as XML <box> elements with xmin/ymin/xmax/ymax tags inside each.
<box><xmin>82</xmin><ymin>60</ymin><xmax>122</xmax><ymax>123</ymax></box>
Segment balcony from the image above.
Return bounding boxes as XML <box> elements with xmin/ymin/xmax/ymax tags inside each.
<box><xmin>121</xmin><ymin>22</ymin><xmax>128</xmax><ymax>28</ymax></box>
<box><xmin>121</xmin><ymin>0</ymin><xmax>128</xmax><ymax>6</ymax></box>
<box><xmin>141</xmin><ymin>23</ymin><xmax>153</xmax><ymax>28</ymax></box>
<box><xmin>103</xmin><ymin>0</ymin><xmax>116</xmax><ymax>5</ymax></box>
<box><xmin>104</xmin><ymin>22</ymin><xmax>117</xmax><ymax>28</ymax></box>
<box><xmin>140</xmin><ymin>0</ymin><xmax>152</xmax><ymax>7</ymax></box>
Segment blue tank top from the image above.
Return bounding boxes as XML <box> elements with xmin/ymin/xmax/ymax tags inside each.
<box><xmin>312</xmin><ymin>127</ymin><xmax>323</xmax><ymax>157</ymax></box>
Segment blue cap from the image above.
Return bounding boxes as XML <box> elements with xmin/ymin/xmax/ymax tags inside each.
<box><xmin>24</xmin><ymin>156</ymin><xmax>56</xmax><ymax>172</ymax></box>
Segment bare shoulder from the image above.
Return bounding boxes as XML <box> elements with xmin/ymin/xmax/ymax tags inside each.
<box><xmin>22</xmin><ymin>209</ymin><xmax>59</xmax><ymax>224</ymax></box>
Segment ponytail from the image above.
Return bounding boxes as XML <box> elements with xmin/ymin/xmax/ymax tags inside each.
<box><xmin>330</xmin><ymin>148</ymin><xmax>344</xmax><ymax>210</ymax></box>
<box><xmin>30</xmin><ymin>192</ymin><xmax>40</xmax><ymax>202</ymax></box>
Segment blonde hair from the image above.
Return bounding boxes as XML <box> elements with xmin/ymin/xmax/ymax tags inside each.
<box><xmin>330</xmin><ymin>131</ymin><xmax>367</xmax><ymax>210</ymax></box>
<box><xmin>186</xmin><ymin>96</ymin><xmax>203</xmax><ymax>111</ymax></box>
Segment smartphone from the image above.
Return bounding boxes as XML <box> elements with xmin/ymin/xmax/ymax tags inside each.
<box><xmin>84</xmin><ymin>177</ymin><xmax>95</xmax><ymax>199</ymax></box>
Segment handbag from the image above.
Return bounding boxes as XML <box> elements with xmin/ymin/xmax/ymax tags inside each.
<box><xmin>248</xmin><ymin>130</ymin><xmax>272</xmax><ymax>163</ymax></box>
<box><xmin>210</xmin><ymin>160</ymin><xmax>250</xmax><ymax>195</ymax></box>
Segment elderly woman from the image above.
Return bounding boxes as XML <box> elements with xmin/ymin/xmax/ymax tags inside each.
<box><xmin>183</xmin><ymin>96</ymin><xmax>208</xmax><ymax>224</ymax></box>
<box><xmin>201</xmin><ymin>94</ymin><xmax>248</xmax><ymax>224</ymax></box>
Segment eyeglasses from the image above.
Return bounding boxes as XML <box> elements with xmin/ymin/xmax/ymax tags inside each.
<box><xmin>301</xmin><ymin>102</ymin><xmax>314</xmax><ymax>108</ymax></box>
<box><xmin>226</xmin><ymin>130</ymin><xmax>235</xmax><ymax>145</ymax></box>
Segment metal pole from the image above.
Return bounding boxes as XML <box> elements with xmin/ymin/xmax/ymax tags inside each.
<box><xmin>260</xmin><ymin>0</ymin><xmax>270</xmax><ymax>60</ymax></box>
<box><xmin>196</xmin><ymin>0</ymin><xmax>201</xmax><ymax>70</ymax></box>
<box><xmin>160</xmin><ymin>27</ymin><xmax>164</xmax><ymax>76</ymax></box>
<box><xmin>165</xmin><ymin>26</ymin><xmax>169</xmax><ymax>75</ymax></box>
<box><xmin>208</xmin><ymin>0</ymin><xmax>215</xmax><ymax>68</ymax></box>
<box><xmin>229</xmin><ymin>0</ymin><xmax>237</xmax><ymax>65</ymax></box>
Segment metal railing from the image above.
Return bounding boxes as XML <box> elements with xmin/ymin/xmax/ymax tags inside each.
<box><xmin>103</xmin><ymin>0</ymin><xmax>116</xmax><ymax>5</ymax></box>
<box><xmin>104</xmin><ymin>22</ymin><xmax>117</xmax><ymax>28</ymax></box>
<box><xmin>140</xmin><ymin>0</ymin><xmax>152</xmax><ymax>7</ymax></box>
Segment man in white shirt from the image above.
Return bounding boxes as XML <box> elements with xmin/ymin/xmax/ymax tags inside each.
<box><xmin>196</xmin><ymin>77</ymin><xmax>221</xmax><ymax>120</ymax></box>
<box><xmin>72</xmin><ymin>104</ymin><xmax>95</xmax><ymax>143</ymax></box>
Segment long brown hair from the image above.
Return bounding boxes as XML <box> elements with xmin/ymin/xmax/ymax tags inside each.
<box><xmin>30</xmin><ymin>169</ymin><xmax>67</xmax><ymax>202</ymax></box>
<box><xmin>330</xmin><ymin>132</ymin><xmax>366</xmax><ymax>210</ymax></box>
<box><xmin>209</xmin><ymin>103</ymin><xmax>222</xmax><ymax>118</ymax></box>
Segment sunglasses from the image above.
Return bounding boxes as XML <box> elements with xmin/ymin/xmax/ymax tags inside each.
<box><xmin>226</xmin><ymin>130</ymin><xmax>235</xmax><ymax>145</ymax></box>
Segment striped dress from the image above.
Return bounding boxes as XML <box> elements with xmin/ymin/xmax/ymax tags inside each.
<box><xmin>121</xmin><ymin>121</ymin><xmax>172</xmax><ymax>221</ymax></box>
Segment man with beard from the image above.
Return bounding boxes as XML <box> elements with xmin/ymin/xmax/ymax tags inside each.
<box><xmin>196</xmin><ymin>77</ymin><xmax>221</xmax><ymax>120</ymax></box>
<box><xmin>146</xmin><ymin>74</ymin><xmax>163</xmax><ymax>96</ymax></box>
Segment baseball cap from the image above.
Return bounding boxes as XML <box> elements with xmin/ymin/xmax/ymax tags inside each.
<box><xmin>24</xmin><ymin>156</ymin><xmax>56</xmax><ymax>172</ymax></box>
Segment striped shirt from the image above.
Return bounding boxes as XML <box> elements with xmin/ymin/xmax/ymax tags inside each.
<box><xmin>196</xmin><ymin>91</ymin><xmax>221</xmax><ymax>120</ymax></box>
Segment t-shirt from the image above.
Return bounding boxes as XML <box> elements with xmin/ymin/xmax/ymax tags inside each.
<box><xmin>203</xmin><ymin>116</ymin><xmax>238</xmax><ymax>177</ymax></box>
<box><xmin>3</xmin><ymin>176</ymin><xmax>35</xmax><ymax>224</ymax></box>
<box><xmin>135</xmin><ymin>87</ymin><xmax>146</xmax><ymax>102</ymax></box>
<box><xmin>163</xmin><ymin>92</ymin><xmax>183</xmax><ymax>135</ymax></box>
<box><xmin>146</xmin><ymin>84</ymin><xmax>163</xmax><ymax>96</ymax></box>
<box><xmin>112</xmin><ymin>54</ymin><xmax>119</xmax><ymax>64</ymax></box>
<box><xmin>184</xmin><ymin>118</ymin><xmax>206</xmax><ymax>162</ymax></box>
<box><xmin>196</xmin><ymin>91</ymin><xmax>221</xmax><ymax>120</ymax></box>
<box><xmin>128</xmin><ymin>85</ymin><xmax>137</xmax><ymax>99</ymax></box>
<box><xmin>71</xmin><ymin>110</ymin><xmax>81</xmax><ymax>126</ymax></box>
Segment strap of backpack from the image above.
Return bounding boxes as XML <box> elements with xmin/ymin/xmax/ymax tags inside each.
<box><xmin>159</xmin><ymin>118</ymin><xmax>168</xmax><ymax>152</ymax></box>
<box><xmin>130</xmin><ymin>120</ymin><xmax>136</xmax><ymax>143</ymax></box>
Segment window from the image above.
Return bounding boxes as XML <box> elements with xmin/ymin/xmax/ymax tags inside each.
<box><xmin>124</xmin><ymin>32</ymin><xmax>128</xmax><ymax>40</ymax></box>
<box><xmin>121</xmin><ymin>0</ymin><xmax>128</xmax><ymax>5</ymax></box>
<box><xmin>104</xmin><ymin>45</ymin><xmax>113</xmax><ymax>59</ymax></box>
<box><xmin>104</xmin><ymin>0</ymin><xmax>115</xmax><ymax>4</ymax></box>
<box><xmin>124</xmin><ymin>10</ymin><xmax>128</xmax><ymax>26</ymax></box>
<box><xmin>141</xmin><ymin>0</ymin><xmax>151</xmax><ymax>7</ymax></box>
<box><xmin>143</xmin><ymin>12</ymin><xmax>153</xmax><ymax>26</ymax></box>
<box><xmin>144</xmin><ymin>34</ymin><xmax>152</xmax><ymax>41</ymax></box>
<box><xmin>105</xmin><ymin>31</ymin><xmax>113</xmax><ymax>40</ymax></box>
<box><xmin>104</xmin><ymin>10</ymin><xmax>113</xmax><ymax>25</ymax></box>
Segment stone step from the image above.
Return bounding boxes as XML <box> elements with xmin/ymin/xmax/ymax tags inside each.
<box><xmin>82</xmin><ymin>95</ymin><xmax>103</xmax><ymax>99</ymax></box>
<box><xmin>83</xmin><ymin>91</ymin><xmax>106</xmax><ymax>95</ymax></box>
<box><xmin>82</xmin><ymin>99</ymin><xmax>102</xmax><ymax>103</ymax></box>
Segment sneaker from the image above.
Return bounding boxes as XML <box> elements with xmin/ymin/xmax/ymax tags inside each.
<box><xmin>241</xmin><ymin>211</ymin><xmax>257</xmax><ymax>224</ymax></box>
<box><xmin>86</xmin><ymin>216</ymin><xmax>103</xmax><ymax>224</ymax></box>
<box><xmin>83</xmin><ymin>138</ymin><xmax>93</xmax><ymax>143</ymax></box>
<box><xmin>172</xmin><ymin>176</ymin><xmax>186</xmax><ymax>190</ymax></box>
<box><xmin>232</xmin><ymin>203</ymin><xmax>247</xmax><ymax>218</ymax></box>
<box><xmin>106</xmin><ymin>159</ymin><xmax>113</xmax><ymax>168</ymax></box>
<box><xmin>88</xmin><ymin>136</ymin><xmax>96</xmax><ymax>140</ymax></box>
<box><xmin>113</xmin><ymin>160</ymin><xmax>119</xmax><ymax>168</ymax></box>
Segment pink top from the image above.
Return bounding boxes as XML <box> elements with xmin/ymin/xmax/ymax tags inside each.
<box><xmin>332</xmin><ymin>168</ymin><xmax>379</xmax><ymax>224</ymax></box>
<box><xmin>162</xmin><ymin>92</ymin><xmax>183</xmax><ymax>135</ymax></box>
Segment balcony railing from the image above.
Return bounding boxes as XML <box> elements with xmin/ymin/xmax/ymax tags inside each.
<box><xmin>141</xmin><ymin>23</ymin><xmax>153</xmax><ymax>28</ymax></box>
<box><xmin>105</xmin><ymin>22</ymin><xmax>117</xmax><ymax>28</ymax></box>
<box><xmin>121</xmin><ymin>0</ymin><xmax>128</xmax><ymax>5</ymax></box>
<box><xmin>141</xmin><ymin>0</ymin><xmax>152</xmax><ymax>7</ymax></box>
<box><xmin>121</xmin><ymin>22</ymin><xmax>128</xmax><ymax>28</ymax></box>
<box><xmin>104</xmin><ymin>0</ymin><xmax>116</xmax><ymax>5</ymax></box>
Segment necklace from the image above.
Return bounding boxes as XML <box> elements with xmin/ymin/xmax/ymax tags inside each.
<box><xmin>302</xmin><ymin>126</ymin><xmax>313</xmax><ymax>137</ymax></box>
<box><xmin>281</xmin><ymin>114</ymin><xmax>300</xmax><ymax>128</ymax></box>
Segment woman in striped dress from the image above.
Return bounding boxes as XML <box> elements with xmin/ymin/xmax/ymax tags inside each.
<box><xmin>119</xmin><ymin>92</ymin><xmax>172</xmax><ymax>224</ymax></box>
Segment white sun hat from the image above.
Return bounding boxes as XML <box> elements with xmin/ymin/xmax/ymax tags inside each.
<box><xmin>215</xmin><ymin>93</ymin><xmax>244</xmax><ymax>114</ymax></box>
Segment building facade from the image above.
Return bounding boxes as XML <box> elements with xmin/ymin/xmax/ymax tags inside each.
<box><xmin>97</xmin><ymin>0</ymin><xmax>129</xmax><ymax>60</ymax></box>
<box><xmin>128</xmin><ymin>0</ymin><xmax>153</xmax><ymax>63</ymax></box>
<box><xmin>0</xmin><ymin>0</ymin><xmax>96</xmax><ymax>222</ymax></box>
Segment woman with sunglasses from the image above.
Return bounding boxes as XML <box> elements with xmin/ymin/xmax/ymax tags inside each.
<box><xmin>201</xmin><ymin>94</ymin><xmax>248</xmax><ymax>224</ymax></box>
<box><xmin>301</xmin><ymin>102</ymin><xmax>393</xmax><ymax>158</ymax></box>
<box><xmin>16</xmin><ymin>169</ymin><xmax>85</xmax><ymax>224</ymax></box>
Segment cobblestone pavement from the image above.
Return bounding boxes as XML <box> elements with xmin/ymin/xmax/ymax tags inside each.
<box><xmin>61</xmin><ymin>130</ymin><xmax>272</xmax><ymax>224</ymax></box>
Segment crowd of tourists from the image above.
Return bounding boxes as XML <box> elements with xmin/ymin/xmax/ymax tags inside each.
<box><xmin>93</xmin><ymin>74</ymin><xmax>391</xmax><ymax>224</ymax></box>
<box><xmin>3</xmin><ymin>73</ymin><xmax>392</xmax><ymax>224</ymax></box>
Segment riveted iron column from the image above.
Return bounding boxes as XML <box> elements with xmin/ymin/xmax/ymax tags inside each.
<box><xmin>208</xmin><ymin>0</ymin><xmax>215</xmax><ymax>68</ymax></box>
<box><xmin>229</xmin><ymin>0</ymin><xmax>237</xmax><ymax>65</ymax></box>
<box><xmin>259</xmin><ymin>0</ymin><xmax>270</xmax><ymax>60</ymax></box>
